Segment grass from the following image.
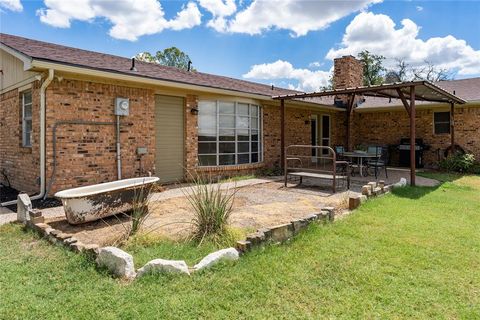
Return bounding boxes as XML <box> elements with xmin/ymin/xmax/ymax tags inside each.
<box><xmin>1</xmin><ymin>175</ymin><xmax>480</xmax><ymax>318</ymax></box>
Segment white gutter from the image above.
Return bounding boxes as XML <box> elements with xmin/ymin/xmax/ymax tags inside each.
<box><xmin>29</xmin><ymin>60</ymin><xmax>347</xmax><ymax>111</ymax></box>
<box><xmin>31</xmin><ymin>60</ymin><xmax>273</xmax><ymax>101</ymax></box>
<box><xmin>1</xmin><ymin>69</ymin><xmax>54</xmax><ymax>207</ymax></box>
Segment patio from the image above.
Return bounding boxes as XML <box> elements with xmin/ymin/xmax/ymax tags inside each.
<box><xmin>36</xmin><ymin>172</ymin><xmax>438</xmax><ymax>247</ymax></box>
<box><xmin>275</xmin><ymin>80</ymin><xmax>466</xmax><ymax>187</ymax></box>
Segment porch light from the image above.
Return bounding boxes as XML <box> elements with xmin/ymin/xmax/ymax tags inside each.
<box><xmin>190</xmin><ymin>107</ymin><xmax>199</xmax><ymax>115</ymax></box>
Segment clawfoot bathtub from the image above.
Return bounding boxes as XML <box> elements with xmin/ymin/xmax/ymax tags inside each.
<box><xmin>55</xmin><ymin>177</ymin><xmax>160</xmax><ymax>225</ymax></box>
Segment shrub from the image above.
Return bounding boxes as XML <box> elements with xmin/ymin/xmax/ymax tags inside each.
<box><xmin>439</xmin><ymin>153</ymin><xmax>476</xmax><ymax>173</ymax></box>
<box><xmin>105</xmin><ymin>182</ymin><xmax>162</xmax><ymax>245</ymax></box>
<box><xmin>468</xmin><ymin>162</ymin><xmax>480</xmax><ymax>174</ymax></box>
<box><xmin>257</xmin><ymin>166</ymin><xmax>283</xmax><ymax>177</ymax></box>
<box><xmin>183</xmin><ymin>175</ymin><xmax>237</xmax><ymax>245</ymax></box>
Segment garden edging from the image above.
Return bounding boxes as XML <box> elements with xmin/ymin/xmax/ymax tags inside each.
<box><xmin>19</xmin><ymin>178</ymin><xmax>405</xmax><ymax>279</ymax></box>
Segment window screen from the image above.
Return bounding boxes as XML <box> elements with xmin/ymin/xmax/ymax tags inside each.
<box><xmin>434</xmin><ymin>112</ymin><xmax>450</xmax><ymax>134</ymax></box>
<box><xmin>198</xmin><ymin>101</ymin><xmax>262</xmax><ymax>166</ymax></box>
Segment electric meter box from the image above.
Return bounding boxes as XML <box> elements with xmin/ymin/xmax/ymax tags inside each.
<box><xmin>115</xmin><ymin>97</ymin><xmax>130</xmax><ymax>116</ymax></box>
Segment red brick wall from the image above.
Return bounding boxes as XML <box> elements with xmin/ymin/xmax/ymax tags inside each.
<box><xmin>0</xmin><ymin>82</ymin><xmax>41</xmax><ymax>194</ymax></box>
<box><xmin>44</xmin><ymin>79</ymin><xmax>155</xmax><ymax>194</ymax></box>
<box><xmin>184</xmin><ymin>100</ymin><xmax>338</xmax><ymax>176</ymax></box>
<box><xmin>352</xmin><ymin>106</ymin><xmax>480</xmax><ymax>166</ymax></box>
<box><xmin>263</xmin><ymin>103</ymin><xmax>342</xmax><ymax>169</ymax></box>
<box><xmin>262</xmin><ymin>103</ymin><xmax>281</xmax><ymax>168</ymax></box>
<box><xmin>184</xmin><ymin>94</ymin><xmax>198</xmax><ymax>177</ymax></box>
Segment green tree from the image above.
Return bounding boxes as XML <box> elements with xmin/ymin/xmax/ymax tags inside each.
<box><xmin>135</xmin><ymin>47</ymin><xmax>195</xmax><ymax>71</ymax></box>
<box><xmin>357</xmin><ymin>50</ymin><xmax>385</xmax><ymax>86</ymax></box>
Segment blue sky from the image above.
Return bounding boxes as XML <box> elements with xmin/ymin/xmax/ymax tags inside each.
<box><xmin>1</xmin><ymin>0</ymin><xmax>479</xmax><ymax>91</ymax></box>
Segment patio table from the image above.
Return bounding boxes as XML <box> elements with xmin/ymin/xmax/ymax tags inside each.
<box><xmin>342</xmin><ymin>152</ymin><xmax>379</xmax><ymax>177</ymax></box>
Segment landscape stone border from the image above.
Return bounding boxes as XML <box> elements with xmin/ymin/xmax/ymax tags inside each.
<box><xmin>19</xmin><ymin>178</ymin><xmax>405</xmax><ymax>279</ymax></box>
<box><xmin>235</xmin><ymin>178</ymin><xmax>404</xmax><ymax>253</ymax></box>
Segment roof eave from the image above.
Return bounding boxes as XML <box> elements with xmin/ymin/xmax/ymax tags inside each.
<box><xmin>28</xmin><ymin>59</ymin><xmax>345</xmax><ymax>110</ymax></box>
<box><xmin>0</xmin><ymin>43</ymin><xmax>32</xmax><ymax>70</ymax></box>
<box><xmin>30</xmin><ymin>59</ymin><xmax>277</xmax><ymax>101</ymax></box>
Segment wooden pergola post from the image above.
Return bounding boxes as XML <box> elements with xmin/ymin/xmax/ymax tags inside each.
<box><xmin>409</xmin><ymin>85</ymin><xmax>416</xmax><ymax>186</ymax></box>
<box><xmin>450</xmin><ymin>102</ymin><xmax>455</xmax><ymax>149</ymax></box>
<box><xmin>280</xmin><ymin>99</ymin><xmax>285</xmax><ymax>170</ymax></box>
<box><xmin>397</xmin><ymin>86</ymin><xmax>416</xmax><ymax>186</ymax></box>
<box><xmin>345</xmin><ymin>94</ymin><xmax>355</xmax><ymax>151</ymax></box>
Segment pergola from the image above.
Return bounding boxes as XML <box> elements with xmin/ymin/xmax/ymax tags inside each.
<box><xmin>273</xmin><ymin>80</ymin><xmax>466</xmax><ymax>186</ymax></box>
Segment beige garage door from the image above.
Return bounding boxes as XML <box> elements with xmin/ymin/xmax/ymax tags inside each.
<box><xmin>155</xmin><ymin>95</ymin><xmax>185</xmax><ymax>183</ymax></box>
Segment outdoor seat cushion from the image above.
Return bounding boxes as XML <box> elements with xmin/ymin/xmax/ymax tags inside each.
<box><xmin>367</xmin><ymin>160</ymin><xmax>385</xmax><ymax>166</ymax></box>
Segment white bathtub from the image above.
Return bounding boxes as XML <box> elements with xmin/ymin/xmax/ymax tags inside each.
<box><xmin>55</xmin><ymin>177</ymin><xmax>160</xmax><ymax>225</ymax></box>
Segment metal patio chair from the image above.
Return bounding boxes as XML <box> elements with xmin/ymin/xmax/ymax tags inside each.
<box><xmin>335</xmin><ymin>145</ymin><xmax>353</xmax><ymax>177</ymax></box>
<box><xmin>366</xmin><ymin>146</ymin><xmax>388</xmax><ymax>179</ymax></box>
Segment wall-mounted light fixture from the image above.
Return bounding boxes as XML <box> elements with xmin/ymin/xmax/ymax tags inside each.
<box><xmin>190</xmin><ymin>107</ymin><xmax>199</xmax><ymax>115</ymax></box>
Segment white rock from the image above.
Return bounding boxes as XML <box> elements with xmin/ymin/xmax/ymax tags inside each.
<box><xmin>17</xmin><ymin>193</ymin><xmax>32</xmax><ymax>222</ymax></box>
<box><xmin>137</xmin><ymin>259</ymin><xmax>190</xmax><ymax>277</ymax></box>
<box><xmin>393</xmin><ymin>177</ymin><xmax>408</xmax><ymax>188</ymax></box>
<box><xmin>96</xmin><ymin>247</ymin><xmax>136</xmax><ymax>279</ymax></box>
<box><xmin>193</xmin><ymin>248</ymin><xmax>239</xmax><ymax>271</ymax></box>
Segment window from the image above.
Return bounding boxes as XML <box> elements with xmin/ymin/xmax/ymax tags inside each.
<box><xmin>21</xmin><ymin>91</ymin><xmax>32</xmax><ymax>147</ymax></box>
<box><xmin>434</xmin><ymin>111</ymin><xmax>450</xmax><ymax>134</ymax></box>
<box><xmin>198</xmin><ymin>100</ymin><xmax>262</xmax><ymax>166</ymax></box>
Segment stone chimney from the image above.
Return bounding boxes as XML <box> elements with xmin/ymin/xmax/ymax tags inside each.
<box><xmin>333</xmin><ymin>56</ymin><xmax>363</xmax><ymax>107</ymax></box>
<box><xmin>333</xmin><ymin>55</ymin><xmax>363</xmax><ymax>90</ymax></box>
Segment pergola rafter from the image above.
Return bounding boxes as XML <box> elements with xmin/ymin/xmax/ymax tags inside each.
<box><xmin>274</xmin><ymin>81</ymin><xmax>466</xmax><ymax>187</ymax></box>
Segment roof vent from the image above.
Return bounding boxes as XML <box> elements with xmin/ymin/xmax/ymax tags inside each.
<box><xmin>130</xmin><ymin>58</ymin><xmax>137</xmax><ymax>72</ymax></box>
<box><xmin>188</xmin><ymin>60</ymin><xmax>192</xmax><ymax>72</ymax></box>
<box><xmin>271</xmin><ymin>85</ymin><xmax>274</xmax><ymax>90</ymax></box>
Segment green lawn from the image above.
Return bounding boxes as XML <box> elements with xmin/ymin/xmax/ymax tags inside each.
<box><xmin>1</xmin><ymin>175</ymin><xmax>479</xmax><ymax>319</ymax></box>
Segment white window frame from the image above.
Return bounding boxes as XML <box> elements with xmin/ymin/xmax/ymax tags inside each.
<box><xmin>433</xmin><ymin>111</ymin><xmax>450</xmax><ymax>135</ymax></box>
<box><xmin>198</xmin><ymin>100</ymin><xmax>263</xmax><ymax>166</ymax></box>
<box><xmin>21</xmin><ymin>90</ymin><xmax>33</xmax><ymax>147</ymax></box>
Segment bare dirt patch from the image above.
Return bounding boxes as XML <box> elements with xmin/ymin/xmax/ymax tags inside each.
<box><xmin>44</xmin><ymin>182</ymin><xmax>352</xmax><ymax>246</ymax></box>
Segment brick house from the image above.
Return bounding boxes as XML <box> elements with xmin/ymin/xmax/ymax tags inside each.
<box><xmin>1</xmin><ymin>33</ymin><xmax>479</xmax><ymax>199</ymax></box>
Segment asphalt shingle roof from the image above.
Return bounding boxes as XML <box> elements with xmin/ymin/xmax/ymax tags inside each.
<box><xmin>1</xmin><ymin>33</ymin><xmax>479</xmax><ymax>107</ymax></box>
<box><xmin>0</xmin><ymin>33</ymin><xmax>296</xmax><ymax>98</ymax></box>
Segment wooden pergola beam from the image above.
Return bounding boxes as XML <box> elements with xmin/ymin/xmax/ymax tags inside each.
<box><xmin>450</xmin><ymin>102</ymin><xmax>455</xmax><ymax>149</ymax></box>
<box><xmin>345</xmin><ymin>93</ymin><xmax>356</xmax><ymax>151</ymax></box>
<box><xmin>396</xmin><ymin>88</ymin><xmax>411</xmax><ymax>116</ymax></box>
<box><xmin>273</xmin><ymin>80</ymin><xmax>466</xmax><ymax>105</ymax></box>
<box><xmin>280</xmin><ymin>99</ymin><xmax>285</xmax><ymax>171</ymax></box>
<box><xmin>410</xmin><ymin>85</ymin><xmax>416</xmax><ymax>186</ymax></box>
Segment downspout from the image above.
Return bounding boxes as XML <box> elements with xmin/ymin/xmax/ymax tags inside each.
<box><xmin>1</xmin><ymin>69</ymin><xmax>54</xmax><ymax>207</ymax></box>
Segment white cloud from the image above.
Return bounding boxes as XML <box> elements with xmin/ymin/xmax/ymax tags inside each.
<box><xmin>36</xmin><ymin>0</ymin><xmax>202</xmax><ymax>41</ymax></box>
<box><xmin>168</xmin><ymin>2</ymin><xmax>202</xmax><ymax>31</ymax></box>
<box><xmin>416</xmin><ymin>6</ymin><xmax>423</xmax><ymax>11</ymax></box>
<box><xmin>243</xmin><ymin>60</ymin><xmax>331</xmax><ymax>92</ymax></box>
<box><xmin>308</xmin><ymin>61</ymin><xmax>322</xmax><ymax>68</ymax></box>
<box><xmin>0</xmin><ymin>0</ymin><xmax>22</xmax><ymax>11</ymax></box>
<box><xmin>225</xmin><ymin>0</ymin><xmax>382</xmax><ymax>37</ymax></box>
<box><xmin>198</xmin><ymin>0</ymin><xmax>236</xmax><ymax>32</ymax></box>
<box><xmin>326</xmin><ymin>12</ymin><xmax>480</xmax><ymax>75</ymax></box>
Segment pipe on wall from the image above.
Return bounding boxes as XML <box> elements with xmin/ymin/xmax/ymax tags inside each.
<box><xmin>1</xmin><ymin>69</ymin><xmax>54</xmax><ymax>207</ymax></box>
<box><xmin>44</xmin><ymin>120</ymin><xmax>122</xmax><ymax>198</ymax></box>
<box><xmin>116</xmin><ymin>115</ymin><xmax>122</xmax><ymax>180</ymax></box>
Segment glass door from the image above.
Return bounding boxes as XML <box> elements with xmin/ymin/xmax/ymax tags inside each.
<box><xmin>311</xmin><ymin>115</ymin><xmax>318</xmax><ymax>162</ymax></box>
<box><xmin>321</xmin><ymin>115</ymin><xmax>331</xmax><ymax>155</ymax></box>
